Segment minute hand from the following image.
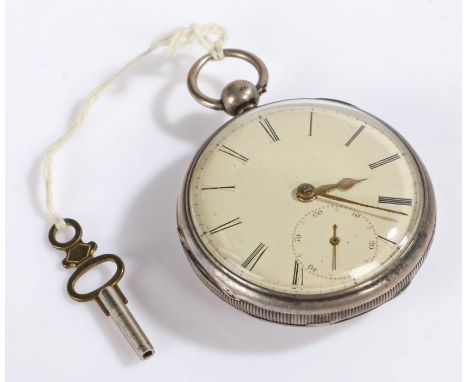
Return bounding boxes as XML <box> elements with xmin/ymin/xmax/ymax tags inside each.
<box><xmin>317</xmin><ymin>193</ymin><xmax>408</xmax><ymax>216</ymax></box>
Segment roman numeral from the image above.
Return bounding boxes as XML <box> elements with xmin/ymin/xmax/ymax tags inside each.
<box><xmin>378</xmin><ymin>196</ymin><xmax>413</xmax><ymax>206</ymax></box>
<box><xmin>309</xmin><ymin>112</ymin><xmax>313</xmax><ymax>136</ymax></box>
<box><xmin>259</xmin><ymin>118</ymin><xmax>280</xmax><ymax>142</ymax></box>
<box><xmin>219</xmin><ymin>145</ymin><xmax>249</xmax><ymax>163</ymax></box>
<box><xmin>378</xmin><ymin>235</ymin><xmax>397</xmax><ymax>245</ymax></box>
<box><xmin>209</xmin><ymin>217</ymin><xmax>242</xmax><ymax>235</ymax></box>
<box><xmin>345</xmin><ymin>125</ymin><xmax>365</xmax><ymax>146</ymax></box>
<box><xmin>201</xmin><ymin>186</ymin><xmax>236</xmax><ymax>190</ymax></box>
<box><xmin>292</xmin><ymin>260</ymin><xmax>303</xmax><ymax>286</ymax></box>
<box><xmin>369</xmin><ymin>154</ymin><xmax>401</xmax><ymax>169</ymax></box>
<box><xmin>242</xmin><ymin>243</ymin><xmax>268</xmax><ymax>270</ymax></box>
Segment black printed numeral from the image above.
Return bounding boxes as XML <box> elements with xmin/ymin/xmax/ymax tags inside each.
<box><xmin>378</xmin><ymin>196</ymin><xmax>413</xmax><ymax>206</ymax></box>
<box><xmin>309</xmin><ymin>112</ymin><xmax>313</xmax><ymax>136</ymax></box>
<box><xmin>242</xmin><ymin>243</ymin><xmax>268</xmax><ymax>271</ymax></box>
<box><xmin>292</xmin><ymin>260</ymin><xmax>303</xmax><ymax>286</ymax></box>
<box><xmin>219</xmin><ymin>145</ymin><xmax>249</xmax><ymax>163</ymax></box>
<box><xmin>259</xmin><ymin>118</ymin><xmax>280</xmax><ymax>142</ymax></box>
<box><xmin>209</xmin><ymin>217</ymin><xmax>242</xmax><ymax>235</ymax></box>
<box><xmin>345</xmin><ymin>125</ymin><xmax>365</xmax><ymax>146</ymax></box>
<box><xmin>378</xmin><ymin>235</ymin><xmax>397</xmax><ymax>245</ymax></box>
<box><xmin>201</xmin><ymin>186</ymin><xmax>236</xmax><ymax>190</ymax></box>
<box><xmin>369</xmin><ymin>154</ymin><xmax>401</xmax><ymax>169</ymax></box>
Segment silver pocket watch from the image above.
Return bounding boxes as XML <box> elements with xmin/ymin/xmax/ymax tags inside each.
<box><xmin>177</xmin><ymin>49</ymin><xmax>436</xmax><ymax>325</ymax></box>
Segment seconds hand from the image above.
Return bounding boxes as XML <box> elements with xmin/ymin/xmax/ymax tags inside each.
<box><xmin>329</xmin><ymin>224</ymin><xmax>340</xmax><ymax>270</ymax></box>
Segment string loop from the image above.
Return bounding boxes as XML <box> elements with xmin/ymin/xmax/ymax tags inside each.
<box><xmin>44</xmin><ymin>23</ymin><xmax>228</xmax><ymax>231</ymax></box>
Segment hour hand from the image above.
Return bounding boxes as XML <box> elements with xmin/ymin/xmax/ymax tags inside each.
<box><xmin>314</xmin><ymin>178</ymin><xmax>367</xmax><ymax>196</ymax></box>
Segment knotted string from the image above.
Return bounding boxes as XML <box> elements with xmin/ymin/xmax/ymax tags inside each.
<box><xmin>44</xmin><ymin>24</ymin><xmax>228</xmax><ymax>231</ymax></box>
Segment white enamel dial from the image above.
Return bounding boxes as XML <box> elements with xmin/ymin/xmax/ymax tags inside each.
<box><xmin>187</xmin><ymin>100</ymin><xmax>425</xmax><ymax>295</ymax></box>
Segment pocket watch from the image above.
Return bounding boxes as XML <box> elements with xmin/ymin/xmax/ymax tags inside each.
<box><xmin>177</xmin><ymin>49</ymin><xmax>436</xmax><ymax>325</ymax></box>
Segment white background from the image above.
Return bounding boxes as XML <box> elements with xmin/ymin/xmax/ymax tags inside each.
<box><xmin>6</xmin><ymin>1</ymin><xmax>461</xmax><ymax>381</ymax></box>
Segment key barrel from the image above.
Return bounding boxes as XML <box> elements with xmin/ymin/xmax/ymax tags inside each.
<box><xmin>49</xmin><ymin>219</ymin><xmax>154</xmax><ymax>361</ymax></box>
<box><xmin>98</xmin><ymin>287</ymin><xmax>154</xmax><ymax>360</ymax></box>
<box><xmin>65</xmin><ymin>254</ymin><xmax>155</xmax><ymax>360</ymax></box>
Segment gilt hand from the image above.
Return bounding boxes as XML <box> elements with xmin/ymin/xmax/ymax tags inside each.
<box><xmin>313</xmin><ymin>178</ymin><xmax>367</xmax><ymax>196</ymax></box>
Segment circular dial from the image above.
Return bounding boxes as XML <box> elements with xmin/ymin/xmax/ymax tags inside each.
<box><xmin>292</xmin><ymin>205</ymin><xmax>378</xmax><ymax>284</ymax></box>
<box><xmin>187</xmin><ymin>100</ymin><xmax>424</xmax><ymax>295</ymax></box>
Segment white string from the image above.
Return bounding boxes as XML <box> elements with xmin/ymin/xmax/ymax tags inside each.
<box><xmin>44</xmin><ymin>23</ymin><xmax>228</xmax><ymax>231</ymax></box>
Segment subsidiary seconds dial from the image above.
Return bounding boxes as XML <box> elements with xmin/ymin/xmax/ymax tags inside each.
<box><xmin>292</xmin><ymin>205</ymin><xmax>379</xmax><ymax>284</ymax></box>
